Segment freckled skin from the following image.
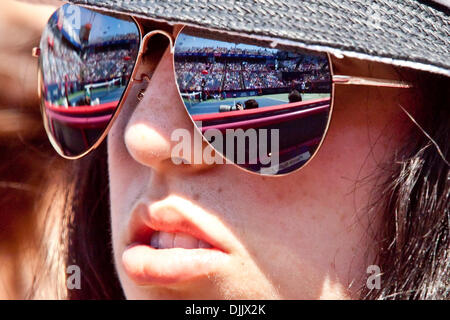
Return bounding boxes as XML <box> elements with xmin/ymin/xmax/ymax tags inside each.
<box><xmin>108</xmin><ymin>47</ymin><xmax>416</xmax><ymax>299</ymax></box>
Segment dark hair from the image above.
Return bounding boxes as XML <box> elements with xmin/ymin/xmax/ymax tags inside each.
<box><xmin>37</xmin><ymin>71</ymin><xmax>448</xmax><ymax>300</ymax></box>
<box><xmin>0</xmin><ymin>18</ymin><xmax>71</xmax><ymax>297</ymax></box>
<box><xmin>288</xmin><ymin>90</ymin><xmax>302</xmax><ymax>103</ymax></box>
<box><xmin>65</xmin><ymin>142</ymin><xmax>125</xmax><ymax>299</ymax></box>
<box><xmin>359</xmin><ymin>72</ymin><xmax>449</xmax><ymax>299</ymax></box>
<box><xmin>244</xmin><ymin>99</ymin><xmax>259</xmax><ymax>109</ymax></box>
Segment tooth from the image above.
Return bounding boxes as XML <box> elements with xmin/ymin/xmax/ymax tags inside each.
<box><xmin>198</xmin><ymin>240</ymin><xmax>212</xmax><ymax>249</ymax></box>
<box><xmin>174</xmin><ymin>232</ymin><xmax>200</xmax><ymax>249</ymax></box>
<box><xmin>150</xmin><ymin>231</ymin><xmax>159</xmax><ymax>248</ymax></box>
<box><xmin>158</xmin><ymin>231</ymin><xmax>175</xmax><ymax>249</ymax></box>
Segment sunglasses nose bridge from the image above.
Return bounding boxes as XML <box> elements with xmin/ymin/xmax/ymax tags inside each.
<box><xmin>132</xmin><ymin>30</ymin><xmax>175</xmax><ymax>86</ymax></box>
<box><xmin>141</xmin><ymin>30</ymin><xmax>175</xmax><ymax>55</ymax></box>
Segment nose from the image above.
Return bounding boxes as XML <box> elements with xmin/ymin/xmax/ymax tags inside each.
<box><xmin>123</xmin><ymin>34</ymin><xmax>212</xmax><ymax>174</ymax></box>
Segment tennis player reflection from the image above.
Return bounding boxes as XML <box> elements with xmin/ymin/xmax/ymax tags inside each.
<box><xmin>39</xmin><ymin>6</ymin><xmax>139</xmax><ymax>156</ymax></box>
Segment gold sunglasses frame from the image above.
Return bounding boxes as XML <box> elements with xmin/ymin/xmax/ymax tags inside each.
<box><xmin>33</xmin><ymin>4</ymin><xmax>413</xmax><ymax>176</ymax></box>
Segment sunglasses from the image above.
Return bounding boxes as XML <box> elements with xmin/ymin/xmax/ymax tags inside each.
<box><xmin>33</xmin><ymin>4</ymin><xmax>412</xmax><ymax>176</ymax></box>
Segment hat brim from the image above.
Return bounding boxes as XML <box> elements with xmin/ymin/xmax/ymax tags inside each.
<box><xmin>38</xmin><ymin>0</ymin><xmax>450</xmax><ymax>76</ymax></box>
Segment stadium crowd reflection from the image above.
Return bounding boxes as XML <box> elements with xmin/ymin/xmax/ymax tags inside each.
<box><xmin>174</xmin><ymin>31</ymin><xmax>332</xmax><ymax>174</ymax></box>
<box><xmin>39</xmin><ymin>6</ymin><xmax>139</xmax><ymax>156</ymax></box>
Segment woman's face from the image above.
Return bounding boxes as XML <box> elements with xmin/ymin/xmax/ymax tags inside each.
<box><xmin>107</xmin><ymin>33</ymin><xmax>414</xmax><ymax>299</ymax></box>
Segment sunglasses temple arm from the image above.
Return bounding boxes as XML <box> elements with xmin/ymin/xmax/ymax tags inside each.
<box><xmin>332</xmin><ymin>75</ymin><xmax>413</xmax><ymax>88</ymax></box>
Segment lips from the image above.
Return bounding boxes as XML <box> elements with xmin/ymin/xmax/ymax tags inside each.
<box><xmin>150</xmin><ymin>231</ymin><xmax>213</xmax><ymax>249</ymax></box>
<box><xmin>122</xmin><ymin>196</ymin><xmax>234</xmax><ymax>286</ymax></box>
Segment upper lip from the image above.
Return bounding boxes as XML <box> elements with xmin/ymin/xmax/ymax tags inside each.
<box><xmin>126</xmin><ymin>196</ymin><xmax>233</xmax><ymax>253</ymax></box>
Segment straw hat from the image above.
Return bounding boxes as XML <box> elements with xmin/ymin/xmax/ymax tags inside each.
<box><xmin>25</xmin><ymin>0</ymin><xmax>450</xmax><ymax>76</ymax></box>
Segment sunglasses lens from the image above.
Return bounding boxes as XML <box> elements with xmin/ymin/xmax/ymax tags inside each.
<box><xmin>39</xmin><ymin>4</ymin><xmax>140</xmax><ymax>157</ymax></box>
<box><xmin>174</xmin><ymin>28</ymin><xmax>332</xmax><ymax>175</ymax></box>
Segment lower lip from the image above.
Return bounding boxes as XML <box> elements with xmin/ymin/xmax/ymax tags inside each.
<box><xmin>122</xmin><ymin>244</ymin><xmax>230</xmax><ymax>286</ymax></box>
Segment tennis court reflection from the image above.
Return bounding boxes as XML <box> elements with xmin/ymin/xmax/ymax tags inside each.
<box><xmin>175</xmin><ymin>31</ymin><xmax>332</xmax><ymax>174</ymax></box>
<box><xmin>39</xmin><ymin>5</ymin><xmax>139</xmax><ymax>156</ymax></box>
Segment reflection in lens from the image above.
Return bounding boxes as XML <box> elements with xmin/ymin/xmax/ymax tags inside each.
<box><xmin>174</xmin><ymin>28</ymin><xmax>332</xmax><ymax>175</ymax></box>
<box><xmin>39</xmin><ymin>4</ymin><xmax>140</xmax><ymax>157</ymax></box>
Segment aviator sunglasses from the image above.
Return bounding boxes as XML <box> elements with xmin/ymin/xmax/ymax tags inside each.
<box><xmin>33</xmin><ymin>4</ymin><xmax>412</xmax><ymax>175</ymax></box>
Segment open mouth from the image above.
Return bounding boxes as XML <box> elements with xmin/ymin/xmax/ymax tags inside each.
<box><xmin>150</xmin><ymin>231</ymin><xmax>213</xmax><ymax>249</ymax></box>
<box><xmin>121</xmin><ymin>197</ymin><xmax>233</xmax><ymax>286</ymax></box>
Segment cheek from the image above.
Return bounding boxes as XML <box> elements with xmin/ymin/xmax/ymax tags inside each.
<box><xmin>200</xmin><ymin>171</ymin><xmax>358</xmax><ymax>298</ymax></box>
<box><xmin>214</xmin><ymin>88</ymin><xmax>408</xmax><ymax>297</ymax></box>
<box><xmin>107</xmin><ymin>109</ymin><xmax>146</xmax><ymax>257</ymax></box>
